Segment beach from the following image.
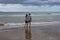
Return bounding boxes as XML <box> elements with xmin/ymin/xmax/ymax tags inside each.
<box><xmin>0</xmin><ymin>22</ymin><xmax>60</xmax><ymax>40</ymax></box>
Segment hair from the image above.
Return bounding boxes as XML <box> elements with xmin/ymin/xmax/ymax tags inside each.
<box><xmin>25</xmin><ymin>14</ymin><xmax>28</xmax><ymax>17</ymax></box>
<box><xmin>29</xmin><ymin>13</ymin><xmax>31</xmax><ymax>15</ymax></box>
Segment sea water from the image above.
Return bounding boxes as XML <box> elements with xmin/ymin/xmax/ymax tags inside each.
<box><xmin>0</xmin><ymin>12</ymin><xmax>60</xmax><ymax>26</ymax></box>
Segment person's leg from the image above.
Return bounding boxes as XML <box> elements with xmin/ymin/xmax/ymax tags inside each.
<box><xmin>28</xmin><ymin>22</ymin><xmax>31</xmax><ymax>31</ymax></box>
<box><xmin>25</xmin><ymin>22</ymin><xmax>28</xmax><ymax>29</ymax></box>
<box><xmin>24</xmin><ymin>23</ymin><xmax>26</xmax><ymax>29</ymax></box>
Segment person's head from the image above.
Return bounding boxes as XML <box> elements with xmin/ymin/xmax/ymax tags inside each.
<box><xmin>29</xmin><ymin>13</ymin><xmax>31</xmax><ymax>15</ymax></box>
<box><xmin>26</xmin><ymin>14</ymin><xmax>28</xmax><ymax>17</ymax></box>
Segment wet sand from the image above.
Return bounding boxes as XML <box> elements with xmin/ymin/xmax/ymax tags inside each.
<box><xmin>0</xmin><ymin>22</ymin><xmax>60</xmax><ymax>40</ymax></box>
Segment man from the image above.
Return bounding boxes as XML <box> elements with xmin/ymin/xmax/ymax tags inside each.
<box><xmin>24</xmin><ymin>13</ymin><xmax>32</xmax><ymax>40</ymax></box>
<box><xmin>28</xmin><ymin>13</ymin><xmax>32</xmax><ymax>30</ymax></box>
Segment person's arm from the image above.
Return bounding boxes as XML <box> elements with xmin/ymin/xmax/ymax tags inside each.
<box><xmin>24</xmin><ymin>16</ymin><xmax>26</xmax><ymax>29</ymax></box>
<box><xmin>30</xmin><ymin>16</ymin><xmax>32</xmax><ymax>22</ymax></box>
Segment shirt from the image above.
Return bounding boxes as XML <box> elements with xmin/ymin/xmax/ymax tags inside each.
<box><xmin>25</xmin><ymin>15</ymin><xmax>31</xmax><ymax>22</ymax></box>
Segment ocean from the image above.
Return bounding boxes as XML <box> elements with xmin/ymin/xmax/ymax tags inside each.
<box><xmin>0</xmin><ymin>12</ymin><xmax>60</xmax><ymax>40</ymax></box>
<box><xmin>0</xmin><ymin>12</ymin><xmax>60</xmax><ymax>26</ymax></box>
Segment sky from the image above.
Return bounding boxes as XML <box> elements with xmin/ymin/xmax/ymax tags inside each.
<box><xmin>0</xmin><ymin>0</ymin><xmax>60</xmax><ymax>12</ymax></box>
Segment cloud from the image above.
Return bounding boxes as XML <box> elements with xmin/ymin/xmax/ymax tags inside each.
<box><xmin>23</xmin><ymin>0</ymin><xmax>60</xmax><ymax>6</ymax></box>
<box><xmin>26</xmin><ymin>0</ymin><xmax>60</xmax><ymax>2</ymax></box>
<box><xmin>0</xmin><ymin>0</ymin><xmax>60</xmax><ymax>12</ymax></box>
<box><xmin>0</xmin><ymin>4</ymin><xmax>60</xmax><ymax>12</ymax></box>
<box><xmin>0</xmin><ymin>0</ymin><xmax>60</xmax><ymax>6</ymax></box>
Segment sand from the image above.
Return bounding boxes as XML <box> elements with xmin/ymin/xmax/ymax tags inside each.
<box><xmin>0</xmin><ymin>22</ymin><xmax>60</xmax><ymax>40</ymax></box>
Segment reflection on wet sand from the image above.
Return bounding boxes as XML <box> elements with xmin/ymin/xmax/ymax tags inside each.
<box><xmin>0</xmin><ymin>22</ymin><xmax>60</xmax><ymax>40</ymax></box>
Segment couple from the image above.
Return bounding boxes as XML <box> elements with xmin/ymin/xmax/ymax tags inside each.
<box><xmin>24</xmin><ymin>13</ymin><xmax>32</xmax><ymax>40</ymax></box>
<box><xmin>25</xmin><ymin>13</ymin><xmax>32</xmax><ymax>30</ymax></box>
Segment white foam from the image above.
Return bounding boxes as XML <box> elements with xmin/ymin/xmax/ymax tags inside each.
<box><xmin>0</xmin><ymin>13</ymin><xmax>60</xmax><ymax>17</ymax></box>
<box><xmin>5</xmin><ymin>23</ymin><xmax>23</xmax><ymax>25</ymax></box>
<box><xmin>5</xmin><ymin>21</ymin><xmax>60</xmax><ymax>26</ymax></box>
<box><xmin>0</xmin><ymin>21</ymin><xmax>59</xmax><ymax>29</ymax></box>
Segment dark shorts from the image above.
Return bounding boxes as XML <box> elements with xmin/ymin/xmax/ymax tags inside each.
<box><xmin>25</xmin><ymin>20</ymin><xmax>31</xmax><ymax>23</ymax></box>
<box><xmin>25</xmin><ymin>21</ymin><xmax>28</xmax><ymax>23</ymax></box>
<box><xmin>28</xmin><ymin>20</ymin><xmax>31</xmax><ymax>22</ymax></box>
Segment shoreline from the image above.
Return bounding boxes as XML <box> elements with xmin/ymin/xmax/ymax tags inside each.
<box><xmin>0</xmin><ymin>21</ymin><xmax>60</xmax><ymax>30</ymax></box>
<box><xmin>0</xmin><ymin>22</ymin><xmax>60</xmax><ymax>40</ymax></box>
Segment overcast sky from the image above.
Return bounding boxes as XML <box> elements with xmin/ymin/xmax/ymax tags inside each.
<box><xmin>0</xmin><ymin>0</ymin><xmax>60</xmax><ymax>12</ymax></box>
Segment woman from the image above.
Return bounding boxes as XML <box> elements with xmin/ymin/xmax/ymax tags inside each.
<box><xmin>25</xmin><ymin>14</ymin><xmax>28</xmax><ymax>30</ymax></box>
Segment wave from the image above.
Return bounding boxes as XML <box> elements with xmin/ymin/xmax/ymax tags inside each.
<box><xmin>5</xmin><ymin>21</ymin><xmax>60</xmax><ymax>26</ymax></box>
<box><xmin>0</xmin><ymin>14</ymin><xmax>60</xmax><ymax>17</ymax></box>
<box><xmin>51</xmin><ymin>13</ymin><xmax>60</xmax><ymax>15</ymax></box>
<box><xmin>0</xmin><ymin>21</ymin><xmax>59</xmax><ymax>30</ymax></box>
